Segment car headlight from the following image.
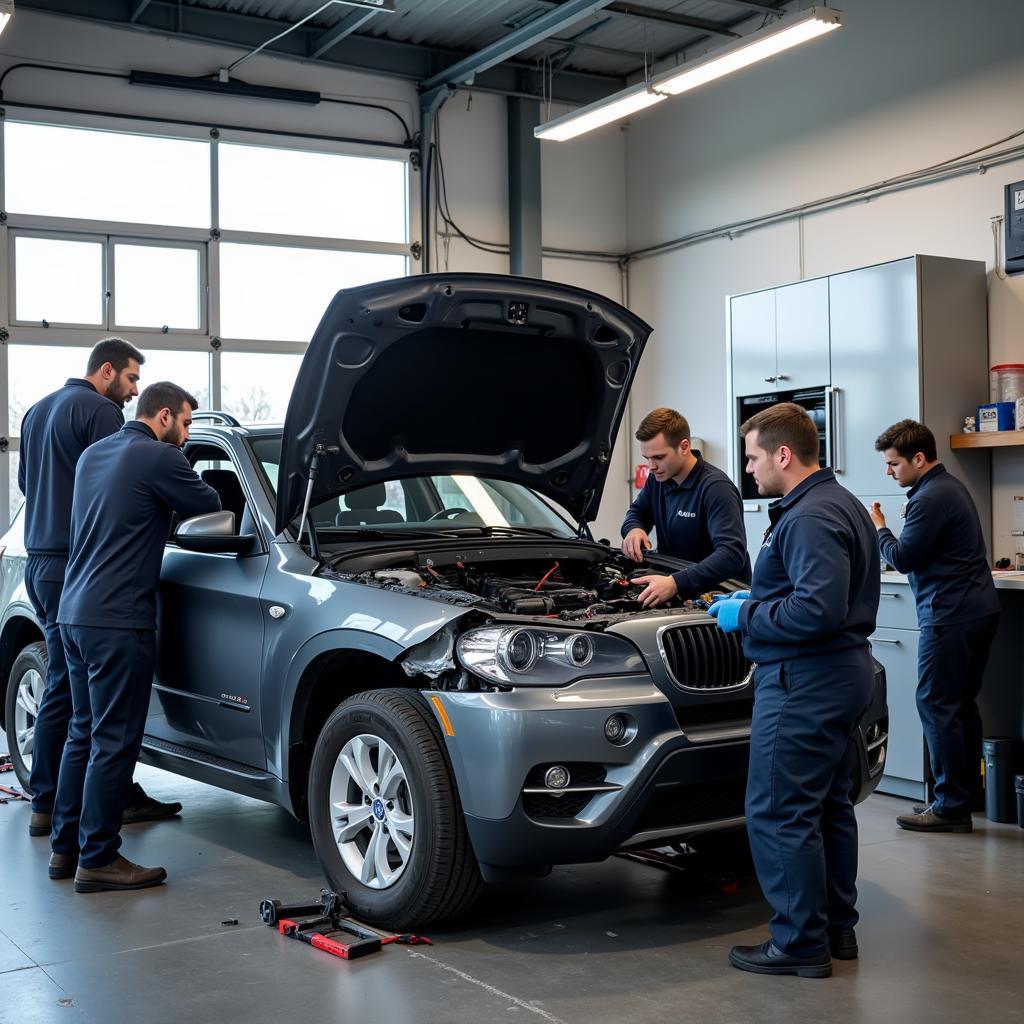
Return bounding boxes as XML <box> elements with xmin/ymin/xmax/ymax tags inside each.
<box><xmin>456</xmin><ymin>626</ymin><xmax>643</xmax><ymax>685</ymax></box>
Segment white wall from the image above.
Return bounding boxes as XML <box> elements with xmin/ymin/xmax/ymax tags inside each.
<box><xmin>615</xmin><ymin>0</ymin><xmax>1024</xmax><ymax>559</ymax></box>
<box><xmin>1</xmin><ymin>10</ymin><xmax>629</xmax><ymax>538</ymax></box>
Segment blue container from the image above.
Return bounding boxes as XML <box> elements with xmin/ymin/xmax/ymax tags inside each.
<box><xmin>977</xmin><ymin>401</ymin><xmax>1016</xmax><ymax>431</ymax></box>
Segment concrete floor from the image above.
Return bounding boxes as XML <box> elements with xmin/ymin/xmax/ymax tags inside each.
<box><xmin>1</xmin><ymin>760</ymin><xmax>1021</xmax><ymax>1024</ymax></box>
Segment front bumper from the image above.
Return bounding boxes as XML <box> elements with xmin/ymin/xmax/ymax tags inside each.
<box><xmin>427</xmin><ymin>656</ymin><xmax>888</xmax><ymax>871</ymax></box>
<box><xmin>427</xmin><ymin>675</ymin><xmax>754</xmax><ymax>870</ymax></box>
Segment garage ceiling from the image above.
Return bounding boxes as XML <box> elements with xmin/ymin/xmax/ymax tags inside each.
<box><xmin>16</xmin><ymin>0</ymin><xmax>794</xmax><ymax>105</ymax></box>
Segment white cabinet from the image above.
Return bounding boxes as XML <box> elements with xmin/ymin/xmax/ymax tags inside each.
<box><xmin>828</xmin><ymin>259</ymin><xmax>921</xmax><ymax>497</ymax></box>
<box><xmin>730</xmin><ymin>279</ymin><xmax>830</xmax><ymax>397</ymax></box>
<box><xmin>775</xmin><ymin>278</ymin><xmax>831</xmax><ymax>392</ymax></box>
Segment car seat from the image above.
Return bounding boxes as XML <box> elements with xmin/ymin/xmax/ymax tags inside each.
<box><xmin>201</xmin><ymin>469</ymin><xmax>247</xmax><ymax>530</ymax></box>
<box><xmin>336</xmin><ymin>483</ymin><xmax>404</xmax><ymax>526</ymax></box>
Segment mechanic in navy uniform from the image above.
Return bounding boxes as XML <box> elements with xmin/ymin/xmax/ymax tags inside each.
<box><xmin>17</xmin><ymin>338</ymin><xmax>182</xmax><ymax>839</ymax></box>
<box><xmin>621</xmin><ymin>407</ymin><xmax>750</xmax><ymax>607</ymax></box>
<box><xmin>49</xmin><ymin>382</ymin><xmax>221</xmax><ymax>892</ymax></box>
<box><xmin>870</xmin><ymin>419</ymin><xmax>999</xmax><ymax>834</ymax></box>
<box><xmin>710</xmin><ymin>402</ymin><xmax>880</xmax><ymax>978</ymax></box>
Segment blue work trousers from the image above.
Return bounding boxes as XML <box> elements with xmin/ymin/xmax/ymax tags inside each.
<box><xmin>745</xmin><ymin>647</ymin><xmax>874</xmax><ymax>957</ymax></box>
<box><xmin>23</xmin><ymin>555</ymin><xmax>69</xmax><ymax>815</ymax></box>
<box><xmin>51</xmin><ymin>625</ymin><xmax>156</xmax><ymax>868</ymax></box>
<box><xmin>917</xmin><ymin>614</ymin><xmax>998</xmax><ymax>818</ymax></box>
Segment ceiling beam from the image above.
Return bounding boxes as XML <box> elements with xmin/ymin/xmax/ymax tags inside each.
<box><xmin>13</xmin><ymin>0</ymin><xmax>625</xmax><ymax>106</ymax></box>
<box><xmin>420</xmin><ymin>0</ymin><xmax>617</xmax><ymax>92</ymax></box>
<box><xmin>536</xmin><ymin>1</ymin><xmax>740</xmax><ymax>40</ymax></box>
<box><xmin>711</xmin><ymin>0</ymin><xmax>787</xmax><ymax>13</ymax></box>
<box><xmin>308</xmin><ymin>9</ymin><xmax>379</xmax><ymax>60</ymax></box>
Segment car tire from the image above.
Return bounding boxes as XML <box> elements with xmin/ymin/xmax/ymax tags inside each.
<box><xmin>308</xmin><ymin>688</ymin><xmax>483</xmax><ymax>930</ymax></box>
<box><xmin>3</xmin><ymin>641</ymin><xmax>47</xmax><ymax>794</ymax></box>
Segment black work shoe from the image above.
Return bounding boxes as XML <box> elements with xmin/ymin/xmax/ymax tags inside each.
<box><xmin>48</xmin><ymin>852</ymin><xmax>78</xmax><ymax>880</ymax></box>
<box><xmin>896</xmin><ymin>807</ymin><xmax>972</xmax><ymax>833</ymax></box>
<box><xmin>29</xmin><ymin>811</ymin><xmax>52</xmax><ymax>837</ymax></box>
<box><xmin>828</xmin><ymin>928</ymin><xmax>858</xmax><ymax>960</ymax></box>
<box><xmin>74</xmin><ymin>854</ymin><xmax>167</xmax><ymax>893</ymax></box>
<box><xmin>122</xmin><ymin>783</ymin><xmax>182</xmax><ymax>825</ymax></box>
<box><xmin>729</xmin><ymin>940</ymin><xmax>832</xmax><ymax>978</ymax></box>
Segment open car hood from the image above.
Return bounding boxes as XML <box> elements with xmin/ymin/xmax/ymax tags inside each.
<box><xmin>276</xmin><ymin>273</ymin><xmax>652</xmax><ymax>535</ymax></box>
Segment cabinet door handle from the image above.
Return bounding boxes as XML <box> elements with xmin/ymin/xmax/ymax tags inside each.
<box><xmin>872</xmin><ymin>638</ymin><xmax>902</xmax><ymax>645</ymax></box>
<box><xmin>826</xmin><ymin>386</ymin><xmax>844</xmax><ymax>474</ymax></box>
<box><xmin>776</xmin><ymin>373</ymin><xmax>790</xmax><ymax>381</ymax></box>
<box><xmin>763</xmin><ymin>376</ymin><xmax>777</xmax><ymax>383</ymax></box>
<box><xmin>878</xmin><ymin>592</ymin><xmax>901</xmax><ymax>599</ymax></box>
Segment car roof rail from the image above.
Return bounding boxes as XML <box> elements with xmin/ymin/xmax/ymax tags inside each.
<box><xmin>192</xmin><ymin>411</ymin><xmax>241</xmax><ymax>427</ymax></box>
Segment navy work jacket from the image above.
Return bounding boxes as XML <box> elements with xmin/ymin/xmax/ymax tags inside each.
<box><xmin>18</xmin><ymin>379</ymin><xmax>124</xmax><ymax>561</ymax></box>
<box><xmin>877</xmin><ymin>464</ymin><xmax>998</xmax><ymax>626</ymax></box>
<box><xmin>620</xmin><ymin>452</ymin><xmax>751</xmax><ymax>597</ymax></box>
<box><xmin>739</xmin><ymin>468</ymin><xmax>880</xmax><ymax>665</ymax></box>
<box><xmin>58</xmin><ymin>421</ymin><xmax>221</xmax><ymax>631</ymax></box>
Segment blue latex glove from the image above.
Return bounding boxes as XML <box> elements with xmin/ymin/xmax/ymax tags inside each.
<box><xmin>708</xmin><ymin>597</ymin><xmax>747</xmax><ymax>632</ymax></box>
<box><xmin>711</xmin><ymin>590</ymin><xmax>750</xmax><ymax>603</ymax></box>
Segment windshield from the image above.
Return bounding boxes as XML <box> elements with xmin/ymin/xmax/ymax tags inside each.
<box><xmin>249</xmin><ymin>435</ymin><xmax>576</xmax><ymax>538</ymax></box>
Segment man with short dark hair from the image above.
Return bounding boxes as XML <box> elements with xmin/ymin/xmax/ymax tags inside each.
<box><xmin>711</xmin><ymin>402</ymin><xmax>879</xmax><ymax>978</ymax></box>
<box><xmin>49</xmin><ymin>382</ymin><xmax>220</xmax><ymax>892</ymax></box>
<box><xmin>870</xmin><ymin>419</ymin><xmax>999</xmax><ymax>834</ymax></box>
<box><xmin>620</xmin><ymin>406</ymin><xmax>750</xmax><ymax>606</ymax></box>
<box><xmin>17</xmin><ymin>338</ymin><xmax>181</xmax><ymax>838</ymax></box>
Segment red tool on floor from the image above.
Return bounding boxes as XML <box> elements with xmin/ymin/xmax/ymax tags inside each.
<box><xmin>259</xmin><ymin>889</ymin><xmax>431</xmax><ymax>961</ymax></box>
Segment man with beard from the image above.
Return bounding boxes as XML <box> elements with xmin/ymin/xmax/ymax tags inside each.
<box><xmin>17</xmin><ymin>339</ymin><xmax>183</xmax><ymax>839</ymax></box>
<box><xmin>710</xmin><ymin>402</ymin><xmax>879</xmax><ymax>978</ymax></box>
<box><xmin>50</xmin><ymin>382</ymin><xmax>221</xmax><ymax>891</ymax></box>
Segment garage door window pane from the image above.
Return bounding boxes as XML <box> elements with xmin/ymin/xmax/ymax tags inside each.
<box><xmin>8</xmin><ymin>346</ymin><xmax>95</xmax><ymax>434</ymax></box>
<box><xmin>221</xmin><ymin>353</ymin><xmax>303</xmax><ymax>423</ymax></box>
<box><xmin>219</xmin><ymin>244</ymin><xmax>406</xmax><ymax>342</ymax></box>
<box><xmin>219</xmin><ymin>143</ymin><xmax>407</xmax><ymax>243</ymax></box>
<box><xmin>15</xmin><ymin>237</ymin><xmax>103</xmax><ymax>325</ymax></box>
<box><xmin>4</xmin><ymin>122</ymin><xmax>210</xmax><ymax>228</ymax></box>
<box><xmin>122</xmin><ymin>351</ymin><xmax>210</xmax><ymax>422</ymax></box>
<box><xmin>114</xmin><ymin>244</ymin><xmax>202</xmax><ymax>330</ymax></box>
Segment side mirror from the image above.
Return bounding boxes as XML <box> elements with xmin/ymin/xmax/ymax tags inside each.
<box><xmin>175</xmin><ymin>511</ymin><xmax>254</xmax><ymax>554</ymax></box>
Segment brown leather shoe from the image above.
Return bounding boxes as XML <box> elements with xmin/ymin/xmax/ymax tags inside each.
<box><xmin>122</xmin><ymin>783</ymin><xmax>182</xmax><ymax>825</ymax></box>
<box><xmin>29</xmin><ymin>811</ymin><xmax>52</xmax><ymax>837</ymax></box>
<box><xmin>48</xmin><ymin>852</ymin><xmax>78</xmax><ymax>880</ymax></box>
<box><xmin>896</xmin><ymin>807</ymin><xmax>973</xmax><ymax>833</ymax></box>
<box><xmin>74</xmin><ymin>854</ymin><xmax>167</xmax><ymax>893</ymax></box>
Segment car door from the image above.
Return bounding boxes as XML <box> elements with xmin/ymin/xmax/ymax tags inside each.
<box><xmin>146</xmin><ymin>440</ymin><xmax>269</xmax><ymax>768</ymax></box>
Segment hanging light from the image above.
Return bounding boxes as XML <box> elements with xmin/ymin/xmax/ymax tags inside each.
<box><xmin>535</xmin><ymin>7</ymin><xmax>843</xmax><ymax>142</ymax></box>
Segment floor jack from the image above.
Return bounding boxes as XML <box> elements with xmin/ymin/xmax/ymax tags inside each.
<box><xmin>259</xmin><ymin>890</ymin><xmax>431</xmax><ymax>961</ymax></box>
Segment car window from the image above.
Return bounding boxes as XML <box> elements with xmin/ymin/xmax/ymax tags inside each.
<box><xmin>179</xmin><ymin>443</ymin><xmax>254</xmax><ymax>539</ymax></box>
<box><xmin>248</xmin><ymin>435</ymin><xmax>574</xmax><ymax>536</ymax></box>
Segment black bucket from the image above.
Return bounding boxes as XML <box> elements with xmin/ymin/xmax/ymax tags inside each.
<box><xmin>1016</xmin><ymin>775</ymin><xmax>1024</xmax><ymax>830</ymax></box>
<box><xmin>983</xmin><ymin>737</ymin><xmax>1024</xmax><ymax>824</ymax></box>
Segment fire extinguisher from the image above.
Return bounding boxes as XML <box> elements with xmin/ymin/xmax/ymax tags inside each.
<box><xmin>634</xmin><ymin>464</ymin><xmax>650</xmax><ymax>490</ymax></box>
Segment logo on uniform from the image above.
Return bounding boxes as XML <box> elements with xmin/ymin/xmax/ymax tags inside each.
<box><xmin>677</xmin><ymin>510</ymin><xmax>696</xmax><ymax>518</ymax></box>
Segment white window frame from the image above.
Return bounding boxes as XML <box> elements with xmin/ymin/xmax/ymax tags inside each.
<box><xmin>0</xmin><ymin>105</ymin><xmax>418</xmax><ymax>531</ymax></box>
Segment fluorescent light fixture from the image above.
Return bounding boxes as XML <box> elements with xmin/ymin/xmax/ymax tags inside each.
<box><xmin>0</xmin><ymin>1</ymin><xmax>14</xmax><ymax>37</ymax></box>
<box><xmin>535</xmin><ymin>6</ymin><xmax>843</xmax><ymax>142</ymax></box>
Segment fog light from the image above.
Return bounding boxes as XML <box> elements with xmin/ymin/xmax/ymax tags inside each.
<box><xmin>544</xmin><ymin>765</ymin><xmax>570</xmax><ymax>790</ymax></box>
<box><xmin>605</xmin><ymin>714</ymin><xmax>627</xmax><ymax>743</ymax></box>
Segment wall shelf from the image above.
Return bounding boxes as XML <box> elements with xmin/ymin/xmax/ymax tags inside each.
<box><xmin>950</xmin><ymin>431</ymin><xmax>1024</xmax><ymax>449</ymax></box>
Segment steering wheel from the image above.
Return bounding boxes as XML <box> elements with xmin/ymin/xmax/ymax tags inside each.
<box><xmin>428</xmin><ymin>506</ymin><xmax>471</xmax><ymax>521</ymax></box>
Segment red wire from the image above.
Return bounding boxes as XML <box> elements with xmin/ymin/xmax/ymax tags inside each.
<box><xmin>535</xmin><ymin>561</ymin><xmax>560</xmax><ymax>591</ymax></box>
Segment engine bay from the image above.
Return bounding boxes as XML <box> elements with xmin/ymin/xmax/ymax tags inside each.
<box><xmin>326</xmin><ymin>543</ymin><xmax>724</xmax><ymax>623</ymax></box>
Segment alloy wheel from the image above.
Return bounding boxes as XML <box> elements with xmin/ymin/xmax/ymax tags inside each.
<box><xmin>13</xmin><ymin>668</ymin><xmax>42</xmax><ymax>771</ymax></box>
<box><xmin>328</xmin><ymin>733</ymin><xmax>415</xmax><ymax>890</ymax></box>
